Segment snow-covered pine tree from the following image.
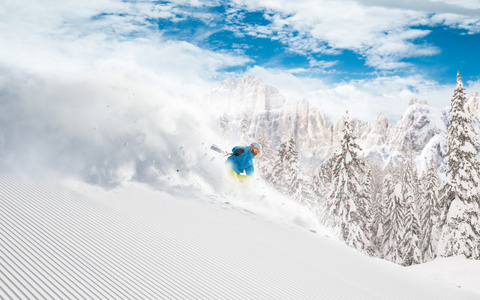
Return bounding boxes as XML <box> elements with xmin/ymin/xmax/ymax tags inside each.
<box><xmin>315</xmin><ymin>156</ymin><xmax>335</xmax><ymax>200</ymax></box>
<box><xmin>437</xmin><ymin>72</ymin><xmax>480</xmax><ymax>259</ymax></box>
<box><xmin>361</xmin><ymin>169</ymin><xmax>373</xmax><ymax>220</ymax></box>
<box><xmin>269</xmin><ymin>134</ymin><xmax>304</xmax><ymax>202</ymax></box>
<box><xmin>365</xmin><ymin>160</ymin><xmax>386</xmax><ymax>206</ymax></box>
<box><xmin>419</xmin><ymin>158</ymin><xmax>442</xmax><ymax>262</ymax></box>
<box><xmin>362</xmin><ymin>168</ymin><xmax>374</xmax><ymax>255</ymax></box>
<box><xmin>241</xmin><ymin>114</ymin><xmax>250</xmax><ymax>145</ymax></box>
<box><xmin>270</xmin><ymin>136</ymin><xmax>289</xmax><ymax>191</ymax></box>
<box><xmin>312</xmin><ymin>156</ymin><xmax>336</xmax><ymax>225</ymax></box>
<box><xmin>366</xmin><ymin>160</ymin><xmax>386</xmax><ymax>257</ymax></box>
<box><xmin>381</xmin><ymin>168</ymin><xmax>405</xmax><ymax>265</ymax></box>
<box><xmin>363</xmin><ymin>169</ymin><xmax>373</xmax><ymax>206</ymax></box>
<box><xmin>284</xmin><ymin>134</ymin><xmax>303</xmax><ymax>203</ymax></box>
<box><xmin>401</xmin><ymin>157</ymin><xmax>422</xmax><ymax>266</ymax></box>
<box><xmin>403</xmin><ymin>156</ymin><xmax>421</xmax><ymax>206</ymax></box>
<box><xmin>326</xmin><ymin>113</ymin><xmax>371</xmax><ymax>253</ymax></box>
<box><xmin>256</xmin><ymin>132</ymin><xmax>276</xmax><ymax>182</ymax></box>
<box><xmin>301</xmin><ymin>174</ymin><xmax>317</xmax><ymax>210</ymax></box>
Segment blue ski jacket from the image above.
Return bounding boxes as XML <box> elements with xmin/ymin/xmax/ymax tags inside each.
<box><xmin>225</xmin><ymin>146</ymin><xmax>255</xmax><ymax>176</ymax></box>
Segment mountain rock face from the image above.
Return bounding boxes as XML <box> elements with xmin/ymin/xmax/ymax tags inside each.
<box><xmin>204</xmin><ymin>76</ymin><xmax>333</xmax><ymax>166</ymax></box>
<box><xmin>467</xmin><ymin>92</ymin><xmax>480</xmax><ymax>116</ymax></box>
<box><xmin>203</xmin><ymin>76</ymin><xmax>479</xmax><ymax>175</ymax></box>
<box><xmin>204</xmin><ymin>76</ymin><xmax>286</xmax><ymax>117</ymax></box>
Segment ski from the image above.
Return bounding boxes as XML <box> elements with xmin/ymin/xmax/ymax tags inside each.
<box><xmin>210</xmin><ymin>144</ymin><xmax>231</xmax><ymax>156</ymax></box>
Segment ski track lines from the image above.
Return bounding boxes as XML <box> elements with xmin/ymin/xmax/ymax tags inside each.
<box><xmin>0</xmin><ymin>175</ymin><xmax>322</xmax><ymax>300</ymax></box>
<box><xmin>0</xmin><ymin>174</ymin><xmax>478</xmax><ymax>300</ymax></box>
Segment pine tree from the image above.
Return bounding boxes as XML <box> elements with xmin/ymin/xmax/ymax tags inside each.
<box><xmin>326</xmin><ymin>113</ymin><xmax>371</xmax><ymax>253</ymax></box>
<box><xmin>419</xmin><ymin>158</ymin><xmax>442</xmax><ymax>262</ymax></box>
<box><xmin>301</xmin><ymin>174</ymin><xmax>317</xmax><ymax>209</ymax></box>
<box><xmin>362</xmin><ymin>168</ymin><xmax>374</xmax><ymax>255</ymax></box>
<box><xmin>381</xmin><ymin>169</ymin><xmax>406</xmax><ymax>265</ymax></box>
<box><xmin>315</xmin><ymin>156</ymin><xmax>335</xmax><ymax>200</ymax></box>
<box><xmin>401</xmin><ymin>157</ymin><xmax>422</xmax><ymax>266</ymax></box>
<box><xmin>313</xmin><ymin>156</ymin><xmax>336</xmax><ymax>224</ymax></box>
<box><xmin>284</xmin><ymin>134</ymin><xmax>303</xmax><ymax>202</ymax></box>
<box><xmin>269</xmin><ymin>134</ymin><xmax>304</xmax><ymax>202</ymax></box>
<box><xmin>270</xmin><ymin>136</ymin><xmax>289</xmax><ymax>191</ymax></box>
<box><xmin>256</xmin><ymin>132</ymin><xmax>276</xmax><ymax>182</ymax></box>
<box><xmin>366</xmin><ymin>160</ymin><xmax>386</xmax><ymax>257</ymax></box>
<box><xmin>404</xmin><ymin>156</ymin><xmax>421</xmax><ymax>207</ymax></box>
<box><xmin>380</xmin><ymin>158</ymin><xmax>422</xmax><ymax>265</ymax></box>
<box><xmin>438</xmin><ymin>72</ymin><xmax>480</xmax><ymax>259</ymax></box>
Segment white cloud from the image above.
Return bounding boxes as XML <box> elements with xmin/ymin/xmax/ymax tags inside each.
<box><xmin>466</xmin><ymin>79</ymin><xmax>480</xmax><ymax>92</ymax></box>
<box><xmin>245</xmin><ymin>65</ymin><xmax>329</xmax><ymax>101</ymax></box>
<box><xmin>356</xmin><ymin>0</ymin><xmax>480</xmax><ymax>18</ymax></box>
<box><xmin>0</xmin><ymin>0</ymin><xmax>251</xmax><ymax>93</ymax></box>
<box><xmin>432</xmin><ymin>13</ymin><xmax>480</xmax><ymax>33</ymax></box>
<box><xmin>0</xmin><ymin>0</ymin><xmax>255</xmax><ymax>108</ymax></box>
<box><xmin>430</xmin><ymin>0</ymin><xmax>480</xmax><ymax>10</ymax></box>
<box><xmin>232</xmin><ymin>0</ymin><xmax>479</xmax><ymax>69</ymax></box>
<box><xmin>309</xmin><ymin>59</ymin><xmax>338</xmax><ymax>69</ymax></box>
<box><xmin>245</xmin><ymin>65</ymin><xmax>459</xmax><ymax>122</ymax></box>
<box><xmin>307</xmin><ymin>76</ymin><xmax>448</xmax><ymax>122</ymax></box>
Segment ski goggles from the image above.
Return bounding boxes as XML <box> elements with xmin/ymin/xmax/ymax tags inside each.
<box><xmin>250</xmin><ymin>144</ymin><xmax>260</xmax><ymax>156</ymax></box>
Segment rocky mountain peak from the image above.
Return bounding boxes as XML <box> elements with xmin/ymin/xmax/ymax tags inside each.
<box><xmin>409</xmin><ymin>98</ymin><xmax>428</xmax><ymax>106</ymax></box>
<box><xmin>204</xmin><ymin>76</ymin><xmax>477</xmax><ymax>175</ymax></box>
<box><xmin>467</xmin><ymin>92</ymin><xmax>480</xmax><ymax>115</ymax></box>
<box><xmin>204</xmin><ymin>76</ymin><xmax>286</xmax><ymax>118</ymax></box>
<box><xmin>376</xmin><ymin>114</ymin><xmax>389</xmax><ymax>128</ymax></box>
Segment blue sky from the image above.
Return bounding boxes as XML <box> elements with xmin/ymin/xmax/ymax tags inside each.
<box><xmin>405</xmin><ymin>26</ymin><xmax>480</xmax><ymax>84</ymax></box>
<box><xmin>155</xmin><ymin>1</ymin><xmax>480</xmax><ymax>84</ymax></box>
<box><xmin>1</xmin><ymin>0</ymin><xmax>480</xmax><ymax>121</ymax></box>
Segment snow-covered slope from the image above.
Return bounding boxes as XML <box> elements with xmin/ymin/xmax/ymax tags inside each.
<box><xmin>1</xmin><ymin>172</ymin><xmax>479</xmax><ymax>299</ymax></box>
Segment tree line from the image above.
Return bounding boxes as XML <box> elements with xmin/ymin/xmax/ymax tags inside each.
<box><xmin>251</xmin><ymin>72</ymin><xmax>480</xmax><ymax>266</ymax></box>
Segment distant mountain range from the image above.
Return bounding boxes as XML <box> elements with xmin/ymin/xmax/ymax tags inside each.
<box><xmin>203</xmin><ymin>76</ymin><xmax>480</xmax><ymax>176</ymax></box>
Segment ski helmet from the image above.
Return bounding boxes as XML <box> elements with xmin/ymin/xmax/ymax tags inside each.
<box><xmin>250</xmin><ymin>142</ymin><xmax>262</xmax><ymax>156</ymax></box>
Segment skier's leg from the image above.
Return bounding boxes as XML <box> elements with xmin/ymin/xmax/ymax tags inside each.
<box><xmin>225</xmin><ymin>168</ymin><xmax>240</xmax><ymax>186</ymax></box>
<box><xmin>236</xmin><ymin>174</ymin><xmax>252</xmax><ymax>186</ymax></box>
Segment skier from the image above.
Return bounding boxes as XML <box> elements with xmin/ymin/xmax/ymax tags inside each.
<box><xmin>225</xmin><ymin>142</ymin><xmax>261</xmax><ymax>185</ymax></box>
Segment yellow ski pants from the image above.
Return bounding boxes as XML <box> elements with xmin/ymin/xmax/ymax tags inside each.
<box><xmin>227</xmin><ymin>168</ymin><xmax>252</xmax><ymax>186</ymax></box>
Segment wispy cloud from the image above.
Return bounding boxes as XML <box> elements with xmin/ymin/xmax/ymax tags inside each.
<box><xmin>245</xmin><ymin>65</ymin><xmax>468</xmax><ymax>122</ymax></box>
<box><xmin>432</xmin><ymin>13</ymin><xmax>480</xmax><ymax>33</ymax></box>
<box><xmin>230</xmin><ymin>0</ymin><xmax>451</xmax><ymax>70</ymax></box>
<box><xmin>0</xmin><ymin>0</ymin><xmax>250</xmax><ymax>87</ymax></box>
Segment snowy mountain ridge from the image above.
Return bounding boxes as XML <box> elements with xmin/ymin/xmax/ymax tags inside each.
<box><xmin>204</xmin><ymin>76</ymin><xmax>480</xmax><ymax>175</ymax></box>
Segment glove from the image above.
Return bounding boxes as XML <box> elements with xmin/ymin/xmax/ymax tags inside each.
<box><xmin>234</xmin><ymin>148</ymin><xmax>245</xmax><ymax>156</ymax></box>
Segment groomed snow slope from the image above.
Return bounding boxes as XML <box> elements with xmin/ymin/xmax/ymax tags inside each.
<box><xmin>1</xmin><ymin>173</ymin><xmax>478</xmax><ymax>300</ymax></box>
